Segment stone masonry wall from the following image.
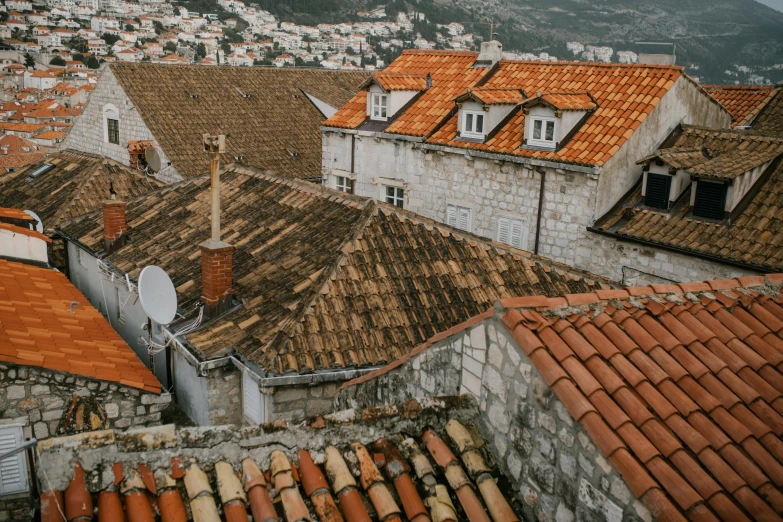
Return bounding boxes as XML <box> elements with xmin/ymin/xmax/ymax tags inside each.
<box><xmin>0</xmin><ymin>364</ymin><xmax>170</xmax><ymax>440</ymax></box>
<box><xmin>62</xmin><ymin>66</ymin><xmax>182</xmax><ymax>184</ymax></box>
<box><xmin>334</xmin><ymin>317</ymin><xmax>653</xmax><ymax>522</ymax></box>
<box><xmin>0</xmin><ymin>493</ymin><xmax>32</xmax><ymax>522</ymax></box>
<box><xmin>268</xmin><ymin>382</ymin><xmax>341</xmax><ymax>422</ymax></box>
<box><xmin>205</xmin><ymin>365</ymin><xmax>242</xmax><ymax>426</ymax></box>
<box><xmin>322</xmin><ymin>132</ymin><xmax>599</xmax><ymax>269</ymax></box>
<box><xmin>580</xmin><ymin>232</ymin><xmax>755</xmax><ymax>285</ymax></box>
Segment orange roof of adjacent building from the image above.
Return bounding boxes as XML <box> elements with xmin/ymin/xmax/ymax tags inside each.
<box><xmin>371</xmin><ymin>72</ymin><xmax>429</xmax><ymax>92</ymax></box>
<box><xmin>325</xmin><ymin>52</ymin><xmax>709</xmax><ymax>167</ymax></box>
<box><xmin>703</xmin><ymin>85</ymin><xmax>780</xmax><ymax>127</ymax></box>
<box><xmin>0</xmin><ymin>258</ymin><xmax>160</xmax><ymax>392</ymax></box>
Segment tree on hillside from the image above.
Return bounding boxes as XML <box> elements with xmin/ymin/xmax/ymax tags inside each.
<box><xmin>196</xmin><ymin>42</ymin><xmax>206</xmax><ymax>59</ymax></box>
<box><xmin>125</xmin><ymin>24</ymin><xmax>135</xmax><ymax>31</ymax></box>
<box><xmin>24</xmin><ymin>53</ymin><xmax>35</xmax><ymax>68</ymax></box>
<box><xmin>102</xmin><ymin>32</ymin><xmax>120</xmax><ymax>45</ymax></box>
<box><xmin>164</xmin><ymin>41</ymin><xmax>177</xmax><ymax>53</ymax></box>
<box><xmin>87</xmin><ymin>55</ymin><xmax>100</xmax><ymax>69</ymax></box>
<box><xmin>49</xmin><ymin>55</ymin><xmax>66</xmax><ymax>66</ymax></box>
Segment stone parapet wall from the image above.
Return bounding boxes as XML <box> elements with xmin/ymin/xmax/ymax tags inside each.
<box><xmin>333</xmin><ymin>317</ymin><xmax>652</xmax><ymax>522</ymax></box>
<box><xmin>0</xmin><ymin>364</ymin><xmax>170</xmax><ymax>440</ymax></box>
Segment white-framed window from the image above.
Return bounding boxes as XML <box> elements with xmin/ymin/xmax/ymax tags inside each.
<box><xmin>446</xmin><ymin>204</ymin><xmax>472</xmax><ymax>232</ymax></box>
<box><xmin>529</xmin><ymin>117</ymin><xmax>556</xmax><ymax>148</ymax></box>
<box><xmin>103</xmin><ymin>103</ymin><xmax>120</xmax><ymax>145</ymax></box>
<box><xmin>461</xmin><ymin>110</ymin><xmax>485</xmax><ymax>139</ymax></box>
<box><xmin>0</xmin><ymin>426</ymin><xmax>29</xmax><ymax>495</ymax></box>
<box><xmin>370</xmin><ymin>93</ymin><xmax>388</xmax><ymax>121</ymax></box>
<box><xmin>497</xmin><ymin>216</ymin><xmax>529</xmax><ymax>250</ymax></box>
<box><xmin>335</xmin><ymin>175</ymin><xmax>352</xmax><ymax>193</ymax></box>
<box><xmin>384</xmin><ymin>185</ymin><xmax>404</xmax><ymax>208</ymax></box>
<box><xmin>242</xmin><ymin>369</ymin><xmax>263</xmax><ymax>424</ymax></box>
<box><xmin>77</xmin><ymin>248</ymin><xmax>89</xmax><ymax>269</ymax></box>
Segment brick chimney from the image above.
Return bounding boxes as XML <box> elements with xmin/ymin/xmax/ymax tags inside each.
<box><xmin>102</xmin><ymin>198</ymin><xmax>128</xmax><ymax>254</ymax></box>
<box><xmin>475</xmin><ymin>40</ymin><xmax>503</xmax><ymax>68</ymax></box>
<box><xmin>199</xmin><ymin>239</ymin><xmax>234</xmax><ymax>314</ymax></box>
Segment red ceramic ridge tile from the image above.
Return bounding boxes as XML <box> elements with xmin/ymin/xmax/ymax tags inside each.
<box><xmin>645</xmin><ymin>457</ymin><xmax>704</xmax><ymax>511</ymax></box>
<box><xmin>552</xmin><ymin>379</ymin><xmax>596</xmax><ymax>422</ymax></box>
<box><xmin>608</xmin><ymin>449</ymin><xmax>659</xmax><ymax>498</ymax></box>
<box><xmin>580</xmin><ymin>411</ymin><xmax>625</xmax><ymax>457</ymax></box>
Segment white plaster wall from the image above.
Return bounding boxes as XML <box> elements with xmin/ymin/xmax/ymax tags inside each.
<box><xmin>65</xmin><ymin>241</ymin><xmax>169</xmax><ymax>385</ymax></box>
<box><xmin>595</xmin><ymin>76</ymin><xmax>731</xmax><ymax>218</ymax></box>
<box><xmin>62</xmin><ymin>66</ymin><xmax>182</xmax><ymax>184</ymax></box>
<box><xmin>0</xmin><ymin>230</ymin><xmax>48</xmax><ymax>264</ymax></box>
<box><xmin>172</xmin><ymin>347</ymin><xmax>209</xmax><ymax>425</ymax></box>
<box><xmin>727</xmin><ymin>162</ymin><xmax>768</xmax><ymax>211</ymax></box>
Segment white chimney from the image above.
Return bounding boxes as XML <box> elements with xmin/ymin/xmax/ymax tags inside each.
<box><xmin>476</xmin><ymin>40</ymin><xmax>503</xmax><ymax>68</ymax></box>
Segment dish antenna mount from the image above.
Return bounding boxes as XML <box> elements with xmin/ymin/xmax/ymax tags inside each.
<box><xmin>145</xmin><ymin>145</ymin><xmax>162</xmax><ymax>172</ymax></box>
<box><xmin>138</xmin><ymin>265</ymin><xmax>177</xmax><ymax>325</ymax></box>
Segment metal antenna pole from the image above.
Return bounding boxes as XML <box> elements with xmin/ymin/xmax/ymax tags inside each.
<box><xmin>203</xmin><ymin>134</ymin><xmax>225</xmax><ymax>242</ymax></box>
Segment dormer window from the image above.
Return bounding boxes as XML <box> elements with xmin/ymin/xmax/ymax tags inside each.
<box><xmin>461</xmin><ymin>110</ymin><xmax>484</xmax><ymax>139</ymax></box>
<box><xmin>692</xmin><ymin>180</ymin><xmax>727</xmax><ymax>220</ymax></box>
<box><xmin>529</xmin><ymin>117</ymin><xmax>555</xmax><ymax>148</ymax></box>
<box><xmin>644</xmin><ymin>173</ymin><xmax>672</xmax><ymax>209</ymax></box>
<box><xmin>370</xmin><ymin>93</ymin><xmax>387</xmax><ymax>121</ymax></box>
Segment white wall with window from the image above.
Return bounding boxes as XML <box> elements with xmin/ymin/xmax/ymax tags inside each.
<box><xmin>102</xmin><ymin>103</ymin><xmax>120</xmax><ymax>145</ymax></box>
<box><xmin>461</xmin><ymin>110</ymin><xmax>485</xmax><ymax>139</ymax></box>
<box><xmin>497</xmin><ymin>216</ymin><xmax>529</xmax><ymax>251</ymax></box>
<box><xmin>528</xmin><ymin>116</ymin><xmax>556</xmax><ymax>148</ymax></box>
<box><xmin>335</xmin><ymin>175</ymin><xmax>353</xmax><ymax>193</ymax></box>
<box><xmin>446</xmin><ymin>203</ymin><xmax>472</xmax><ymax>232</ymax></box>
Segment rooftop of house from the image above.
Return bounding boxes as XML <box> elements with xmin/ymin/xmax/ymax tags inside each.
<box><xmin>342</xmin><ymin>274</ymin><xmax>783</xmax><ymax>522</ymax></box>
<box><xmin>107</xmin><ymin>63</ymin><xmax>370</xmax><ymax>181</ymax></box>
<box><xmin>37</xmin><ymin>395</ymin><xmax>518</xmax><ymax>522</ymax></box>
<box><xmin>702</xmin><ymin>85</ymin><xmax>781</xmax><ymax>128</ymax></box>
<box><xmin>744</xmin><ymin>86</ymin><xmax>783</xmax><ymax>137</ymax></box>
<box><xmin>0</xmin><ymin>149</ymin><xmax>165</xmax><ymax>233</ymax></box>
<box><xmin>323</xmin><ymin>52</ymin><xmax>720</xmax><ymax>167</ymax></box>
<box><xmin>0</xmin><ymin>258</ymin><xmax>160</xmax><ymax>392</ymax></box>
<box><xmin>59</xmin><ymin>164</ymin><xmax>611</xmax><ymax>375</ymax></box>
<box><xmin>593</xmin><ymin>125</ymin><xmax>783</xmax><ymax>271</ymax></box>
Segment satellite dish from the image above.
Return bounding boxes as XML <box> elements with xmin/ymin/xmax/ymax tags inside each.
<box><xmin>23</xmin><ymin>210</ymin><xmax>43</xmax><ymax>233</ymax></box>
<box><xmin>145</xmin><ymin>146</ymin><xmax>162</xmax><ymax>172</ymax></box>
<box><xmin>138</xmin><ymin>265</ymin><xmax>177</xmax><ymax>325</ymax></box>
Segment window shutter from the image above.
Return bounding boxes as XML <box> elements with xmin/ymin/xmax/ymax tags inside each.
<box><xmin>644</xmin><ymin>173</ymin><xmax>672</xmax><ymax>209</ymax></box>
<box><xmin>693</xmin><ymin>181</ymin><xmax>726</xmax><ymax>220</ymax></box>
<box><xmin>510</xmin><ymin>219</ymin><xmax>525</xmax><ymax>249</ymax></box>
<box><xmin>242</xmin><ymin>371</ymin><xmax>263</xmax><ymax>424</ymax></box>
<box><xmin>457</xmin><ymin>207</ymin><xmax>471</xmax><ymax>232</ymax></box>
<box><xmin>497</xmin><ymin>217</ymin><xmax>510</xmax><ymax>244</ymax></box>
<box><xmin>446</xmin><ymin>205</ymin><xmax>457</xmax><ymax>227</ymax></box>
<box><xmin>0</xmin><ymin>426</ymin><xmax>28</xmax><ymax>495</ymax></box>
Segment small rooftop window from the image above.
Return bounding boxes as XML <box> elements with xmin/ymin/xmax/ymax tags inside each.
<box><xmin>692</xmin><ymin>180</ymin><xmax>727</xmax><ymax>220</ymax></box>
<box><xmin>370</xmin><ymin>93</ymin><xmax>387</xmax><ymax>121</ymax></box>
<box><xmin>26</xmin><ymin>162</ymin><xmax>54</xmax><ymax>181</ymax></box>
<box><xmin>644</xmin><ymin>173</ymin><xmax>671</xmax><ymax>209</ymax></box>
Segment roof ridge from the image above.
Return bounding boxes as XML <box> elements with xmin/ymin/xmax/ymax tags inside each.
<box><xmin>497</xmin><ymin>274</ymin><xmax>783</xmax><ymax>311</ymax></box>
<box><xmin>498</xmin><ymin>59</ymin><xmax>683</xmax><ymax>71</ymax></box>
<box><xmin>681</xmin><ymin>124</ymin><xmax>783</xmax><ymax>142</ymax></box>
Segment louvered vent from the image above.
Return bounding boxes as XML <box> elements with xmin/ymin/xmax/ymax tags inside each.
<box><xmin>693</xmin><ymin>181</ymin><xmax>726</xmax><ymax>220</ymax></box>
<box><xmin>644</xmin><ymin>173</ymin><xmax>671</xmax><ymax>209</ymax></box>
<box><xmin>0</xmin><ymin>426</ymin><xmax>28</xmax><ymax>495</ymax></box>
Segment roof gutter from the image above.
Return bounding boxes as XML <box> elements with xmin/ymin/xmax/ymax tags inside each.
<box><xmin>587</xmin><ymin>226</ymin><xmax>771</xmax><ymax>274</ymax></box>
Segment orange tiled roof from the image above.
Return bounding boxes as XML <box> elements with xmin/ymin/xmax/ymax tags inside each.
<box><xmin>0</xmin><ymin>221</ymin><xmax>50</xmax><ymax>242</ymax></box>
<box><xmin>702</xmin><ymin>85</ymin><xmax>779</xmax><ymax>127</ymax></box>
<box><xmin>501</xmin><ymin>275</ymin><xmax>783</xmax><ymax>521</ymax></box>
<box><xmin>0</xmin><ymin>259</ymin><xmax>160</xmax><ymax>392</ymax></box>
<box><xmin>325</xmin><ymin>50</ymin><xmax>485</xmax><ymax>136</ymax></box>
<box><xmin>429</xmin><ymin>61</ymin><xmax>685</xmax><ymax>167</ymax></box>
<box><xmin>372</xmin><ymin>73</ymin><xmax>428</xmax><ymax>91</ymax></box>
<box><xmin>530</xmin><ymin>91</ymin><xmax>598</xmax><ymax>111</ymax></box>
<box><xmin>0</xmin><ymin>208</ymin><xmax>34</xmax><ymax>221</ymax></box>
<box><xmin>457</xmin><ymin>87</ymin><xmax>524</xmax><ymax>105</ymax></box>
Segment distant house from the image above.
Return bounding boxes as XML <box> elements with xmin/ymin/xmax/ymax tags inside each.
<box><xmin>63</xmin><ymin>63</ymin><xmax>370</xmax><ymax>182</ymax></box>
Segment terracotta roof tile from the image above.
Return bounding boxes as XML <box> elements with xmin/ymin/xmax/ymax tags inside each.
<box><xmin>60</xmin><ymin>165</ymin><xmax>609</xmax><ymax>375</ymax></box>
<box><xmin>0</xmin><ymin>259</ymin><xmax>159</xmax><ymax>392</ymax></box>
<box><xmin>702</xmin><ymin>85</ymin><xmax>779</xmax><ymax>127</ymax></box>
<box><xmin>500</xmin><ymin>275</ymin><xmax>783</xmax><ymax>521</ymax></box>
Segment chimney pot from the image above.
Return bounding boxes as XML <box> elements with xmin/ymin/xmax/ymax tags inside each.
<box><xmin>102</xmin><ymin>199</ymin><xmax>128</xmax><ymax>254</ymax></box>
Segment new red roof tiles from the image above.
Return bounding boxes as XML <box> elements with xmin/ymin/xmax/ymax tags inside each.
<box><xmin>502</xmin><ymin>275</ymin><xmax>783</xmax><ymax>521</ymax></box>
<box><xmin>0</xmin><ymin>259</ymin><xmax>160</xmax><ymax>392</ymax></box>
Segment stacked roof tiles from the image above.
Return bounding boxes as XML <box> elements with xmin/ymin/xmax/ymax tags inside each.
<box><xmin>594</xmin><ymin>126</ymin><xmax>783</xmax><ymax>270</ymax></box>
<box><xmin>0</xmin><ymin>258</ymin><xmax>160</xmax><ymax>392</ymax></box>
<box><xmin>59</xmin><ymin>165</ymin><xmax>610</xmax><ymax>375</ymax></box>
<box><xmin>324</xmin><ymin>52</ymin><xmax>709</xmax><ymax>167</ymax></box>
<box><xmin>39</xmin><ymin>396</ymin><xmax>520</xmax><ymax>522</ymax></box>
<box><xmin>702</xmin><ymin>85</ymin><xmax>780</xmax><ymax>128</ymax></box>
<box><xmin>501</xmin><ymin>275</ymin><xmax>783</xmax><ymax>521</ymax></box>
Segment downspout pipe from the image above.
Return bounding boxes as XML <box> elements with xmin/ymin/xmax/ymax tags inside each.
<box><xmin>534</xmin><ymin>167</ymin><xmax>546</xmax><ymax>255</ymax></box>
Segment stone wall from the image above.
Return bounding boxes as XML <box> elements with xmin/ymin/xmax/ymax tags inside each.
<box><xmin>580</xmin><ymin>232</ymin><xmax>755</xmax><ymax>285</ymax></box>
<box><xmin>334</xmin><ymin>317</ymin><xmax>652</xmax><ymax>522</ymax></box>
<box><xmin>205</xmin><ymin>365</ymin><xmax>242</xmax><ymax>426</ymax></box>
<box><xmin>322</xmin><ymin>132</ymin><xmax>599</xmax><ymax>269</ymax></box>
<box><xmin>62</xmin><ymin>66</ymin><xmax>181</xmax><ymax>184</ymax></box>
<box><xmin>0</xmin><ymin>493</ymin><xmax>32</xmax><ymax>522</ymax></box>
<box><xmin>268</xmin><ymin>382</ymin><xmax>340</xmax><ymax>422</ymax></box>
<box><xmin>0</xmin><ymin>364</ymin><xmax>170</xmax><ymax>440</ymax></box>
